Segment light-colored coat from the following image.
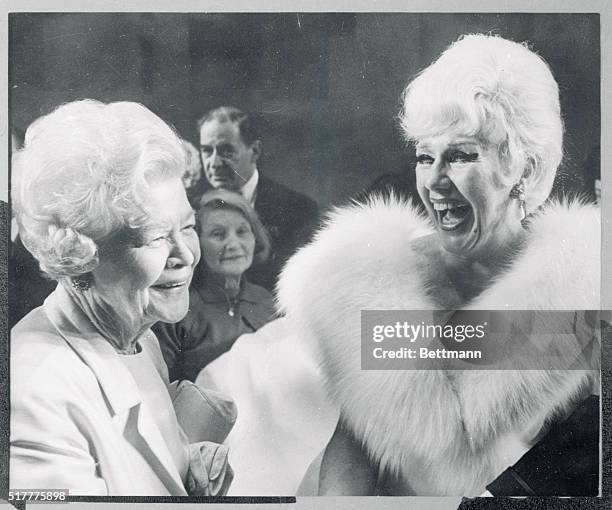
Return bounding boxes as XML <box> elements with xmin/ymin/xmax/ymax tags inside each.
<box><xmin>278</xmin><ymin>198</ymin><xmax>600</xmax><ymax>495</ymax></box>
<box><xmin>10</xmin><ymin>285</ymin><xmax>188</xmax><ymax>496</ymax></box>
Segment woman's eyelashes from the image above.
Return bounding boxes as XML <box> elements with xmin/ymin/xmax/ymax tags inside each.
<box><xmin>209</xmin><ymin>228</ymin><xmax>225</xmax><ymax>239</ymax></box>
<box><xmin>207</xmin><ymin>225</ymin><xmax>252</xmax><ymax>240</ymax></box>
<box><xmin>416</xmin><ymin>154</ymin><xmax>435</xmax><ymax>165</ymax></box>
<box><xmin>416</xmin><ymin>150</ymin><xmax>479</xmax><ymax>166</ymax></box>
<box><xmin>448</xmin><ymin>150</ymin><xmax>479</xmax><ymax>163</ymax></box>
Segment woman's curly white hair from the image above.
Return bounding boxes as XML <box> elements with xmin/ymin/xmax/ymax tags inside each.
<box><xmin>12</xmin><ymin>99</ymin><xmax>185</xmax><ymax>280</ymax></box>
<box><xmin>400</xmin><ymin>34</ymin><xmax>563</xmax><ymax>212</ymax></box>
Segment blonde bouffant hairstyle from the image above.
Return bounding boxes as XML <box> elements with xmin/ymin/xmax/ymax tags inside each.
<box><xmin>400</xmin><ymin>34</ymin><xmax>563</xmax><ymax>212</ymax></box>
<box><xmin>12</xmin><ymin>99</ymin><xmax>185</xmax><ymax>280</ymax></box>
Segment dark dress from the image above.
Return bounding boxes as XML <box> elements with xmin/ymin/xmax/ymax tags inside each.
<box><xmin>153</xmin><ymin>271</ymin><xmax>276</xmax><ymax>382</ymax></box>
<box><xmin>485</xmin><ymin>394</ymin><xmax>599</xmax><ymax>496</ymax></box>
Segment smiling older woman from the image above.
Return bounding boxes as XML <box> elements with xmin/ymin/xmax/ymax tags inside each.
<box><xmin>10</xmin><ymin>100</ymin><xmax>232</xmax><ymax>495</ymax></box>
<box><xmin>276</xmin><ymin>34</ymin><xmax>600</xmax><ymax>495</ymax></box>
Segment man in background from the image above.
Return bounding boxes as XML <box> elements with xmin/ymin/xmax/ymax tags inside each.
<box><xmin>196</xmin><ymin>106</ymin><xmax>319</xmax><ymax>292</ymax></box>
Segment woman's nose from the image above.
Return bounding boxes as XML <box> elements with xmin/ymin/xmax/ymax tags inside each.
<box><xmin>167</xmin><ymin>235</ymin><xmax>195</xmax><ymax>269</ymax></box>
<box><xmin>223</xmin><ymin>233</ymin><xmax>241</xmax><ymax>251</ymax></box>
<box><xmin>225</xmin><ymin>236</ymin><xmax>240</xmax><ymax>250</ymax></box>
<box><xmin>425</xmin><ymin>159</ymin><xmax>452</xmax><ymax>192</ymax></box>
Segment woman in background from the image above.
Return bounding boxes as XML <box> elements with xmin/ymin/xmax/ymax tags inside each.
<box><xmin>11</xmin><ymin>100</ymin><xmax>232</xmax><ymax>495</ymax></box>
<box><xmin>154</xmin><ymin>189</ymin><xmax>276</xmax><ymax>382</ymax></box>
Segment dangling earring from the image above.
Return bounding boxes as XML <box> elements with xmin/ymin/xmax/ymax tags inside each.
<box><xmin>510</xmin><ymin>178</ymin><xmax>527</xmax><ymax>222</ymax></box>
<box><xmin>72</xmin><ymin>274</ymin><xmax>91</xmax><ymax>292</ymax></box>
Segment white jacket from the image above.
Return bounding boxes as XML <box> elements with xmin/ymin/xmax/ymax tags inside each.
<box><xmin>10</xmin><ymin>285</ymin><xmax>188</xmax><ymax>495</ymax></box>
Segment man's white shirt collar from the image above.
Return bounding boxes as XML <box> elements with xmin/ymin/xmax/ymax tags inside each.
<box><xmin>241</xmin><ymin>168</ymin><xmax>259</xmax><ymax>206</ymax></box>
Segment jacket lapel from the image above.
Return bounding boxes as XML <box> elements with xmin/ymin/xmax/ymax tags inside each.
<box><xmin>131</xmin><ymin>404</ymin><xmax>187</xmax><ymax>495</ymax></box>
<box><xmin>44</xmin><ymin>286</ymin><xmax>187</xmax><ymax>495</ymax></box>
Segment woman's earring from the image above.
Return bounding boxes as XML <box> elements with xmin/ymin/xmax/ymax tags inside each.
<box><xmin>72</xmin><ymin>275</ymin><xmax>91</xmax><ymax>292</ymax></box>
<box><xmin>510</xmin><ymin>178</ymin><xmax>527</xmax><ymax>222</ymax></box>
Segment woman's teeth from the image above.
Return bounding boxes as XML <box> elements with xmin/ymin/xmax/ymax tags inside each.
<box><xmin>155</xmin><ymin>281</ymin><xmax>185</xmax><ymax>289</ymax></box>
<box><xmin>433</xmin><ymin>202</ymin><xmax>465</xmax><ymax>211</ymax></box>
<box><xmin>432</xmin><ymin>202</ymin><xmax>471</xmax><ymax>228</ymax></box>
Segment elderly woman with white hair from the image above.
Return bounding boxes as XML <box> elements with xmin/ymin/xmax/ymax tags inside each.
<box><xmin>275</xmin><ymin>34</ymin><xmax>599</xmax><ymax>495</ymax></box>
<box><xmin>10</xmin><ymin>100</ymin><xmax>233</xmax><ymax>496</ymax></box>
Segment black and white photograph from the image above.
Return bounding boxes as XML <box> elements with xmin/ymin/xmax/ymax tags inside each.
<box><xmin>3</xmin><ymin>3</ymin><xmax>609</xmax><ymax>508</ymax></box>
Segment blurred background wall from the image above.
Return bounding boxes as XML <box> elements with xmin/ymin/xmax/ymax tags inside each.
<box><xmin>9</xmin><ymin>13</ymin><xmax>600</xmax><ymax>211</ymax></box>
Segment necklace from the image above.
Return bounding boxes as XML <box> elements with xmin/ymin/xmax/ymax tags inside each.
<box><xmin>224</xmin><ymin>293</ymin><xmax>240</xmax><ymax>317</ymax></box>
<box><xmin>220</xmin><ymin>278</ymin><xmax>242</xmax><ymax>317</ymax></box>
<box><xmin>195</xmin><ymin>272</ymin><xmax>242</xmax><ymax>317</ymax></box>
<box><xmin>218</xmin><ymin>287</ymin><xmax>240</xmax><ymax>317</ymax></box>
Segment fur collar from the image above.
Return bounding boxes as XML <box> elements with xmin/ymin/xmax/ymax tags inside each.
<box><xmin>278</xmin><ymin>198</ymin><xmax>600</xmax><ymax>495</ymax></box>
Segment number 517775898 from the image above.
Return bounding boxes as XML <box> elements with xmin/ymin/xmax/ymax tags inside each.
<box><xmin>8</xmin><ymin>490</ymin><xmax>68</xmax><ymax>503</ymax></box>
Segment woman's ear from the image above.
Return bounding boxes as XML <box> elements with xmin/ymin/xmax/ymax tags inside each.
<box><xmin>496</xmin><ymin>140</ymin><xmax>520</xmax><ymax>183</ymax></box>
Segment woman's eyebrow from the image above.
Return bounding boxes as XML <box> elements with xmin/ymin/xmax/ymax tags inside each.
<box><xmin>204</xmin><ymin>223</ymin><xmax>226</xmax><ymax>230</ymax></box>
<box><xmin>139</xmin><ymin>219</ymin><xmax>172</xmax><ymax>234</ymax></box>
<box><xmin>446</xmin><ymin>140</ymin><xmax>479</xmax><ymax>149</ymax></box>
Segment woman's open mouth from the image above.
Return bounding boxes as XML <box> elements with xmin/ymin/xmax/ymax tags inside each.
<box><xmin>432</xmin><ymin>202</ymin><xmax>473</xmax><ymax>231</ymax></box>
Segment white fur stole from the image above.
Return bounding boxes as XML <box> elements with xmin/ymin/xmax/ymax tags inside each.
<box><xmin>278</xmin><ymin>197</ymin><xmax>600</xmax><ymax>495</ymax></box>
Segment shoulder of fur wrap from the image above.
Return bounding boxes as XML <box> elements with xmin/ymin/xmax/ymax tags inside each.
<box><xmin>278</xmin><ymin>197</ymin><xmax>600</xmax><ymax>496</ymax></box>
<box><xmin>277</xmin><ymin>196</ymin><xmax>435</xmax><ymax>349</ymax></box>
<box><xmin>468</xmin><ymin>200</ymin><xmax>600</xmax><ymax>310</ymax></box>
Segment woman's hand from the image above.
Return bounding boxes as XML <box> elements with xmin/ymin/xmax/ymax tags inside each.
<box><xmin>186</xmin><ymin>441</ymin><xmax>233</xmax><ymax>496</ymax></box>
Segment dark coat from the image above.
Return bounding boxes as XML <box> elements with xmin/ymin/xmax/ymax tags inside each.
<box><xmin>246</xmin><ymin>175</ymin><xmax>320</xmax><ymax>292</ymax></box>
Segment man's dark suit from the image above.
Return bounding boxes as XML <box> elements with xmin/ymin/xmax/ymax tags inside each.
<box><xmin>246</xmin><ymin>175</ymin><xmax>319</xmax><ymax>292</ymax></box>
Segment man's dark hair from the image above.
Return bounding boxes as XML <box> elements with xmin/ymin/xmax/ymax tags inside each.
<box><xmin>197</xmin><ymin>106</ymin><xmax>259</xmax><ymax>145</ymax></box>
